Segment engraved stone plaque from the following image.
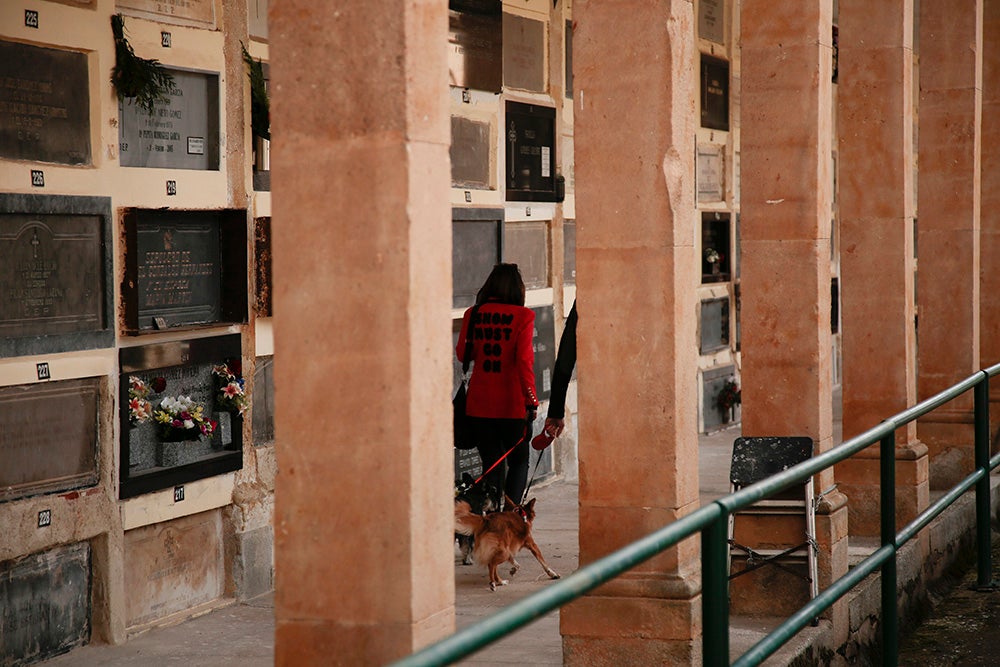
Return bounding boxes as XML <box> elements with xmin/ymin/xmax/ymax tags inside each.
<box><xmin>697</xmin><ymin>143</ymin><xmax>725</xmax><ymax>203</ymax></box>
<box><xmin>504</xmin><ymin>221</ymin><xmax>548</xmax><ymax>290</ymax></box>
<box><xmin>0</xmin><ymin>40</ymin><xmax>91</xmax><ymax>165</ymax></box>
<box><xmin>698</xmin><ymin>0</ymin><xmax>725</xmax><ymax>44</ymax></box>
<box><xmin>503</xmin><ymin>13</ymin><xmax>546</xmax><ymax>92</ymax></box>
<box><xmin>0</xmin><ymin>542</ymin><xmax>91</xmax><ymax>665</ymax></box>
<box><xmin>563</xmin><ymin>219</ymin><xmax>576</xmax><ymax>283</ymax></box>
<box><xmin>0</xmin><ymin>194</ymin><xmax>113</xmax><ymax>358</ymax></box>
<box><xmin>118</xmin><ymin>69</ymin><xmax>220</xmax><ymax>170</ymax></box>
<box><xmin>249</xmin><ymin>0</ymin><xmax>268</xmax><ymax>39</ymax></box>
<box><xmin>251</xmin><ymin>355</ymin><xmax>274</xmax><ymax>444</ymax></box>
<box><xmin>448</xmin><ymin>0</ymin><xmax>502</xmax><ymax>92</ymax></box>
<box><xmin>452</xmin><ymin>213</ymin><xmax>501</xmax><ymax>308</ymax></box>
<box><xmin>116</xmin><ymin>0</ymin><xmax>216</xmax><ymax>26</ymax></box>
<box><xmin>124</xmin><ymin>510</ymin><xmax>223</xmax><ymax>627</ymax></box>
<box><xmin>0</xmin><ymin>378</ymin><xmax>99</xmax><ymax>502</ymax></box>
<box><xmin>451</xmin><ymin>116</ymin><xmax>491</xmax><ymax>188</ymax></box>
<box><xmin>0</xmin><ymin>214</ymin><xmax>104</xmax><ymax>338</ymax></box>
<box><xmin>136</xmin><ymin>215</ymin><xmax>221</xmax><ymax>328</ymax></box>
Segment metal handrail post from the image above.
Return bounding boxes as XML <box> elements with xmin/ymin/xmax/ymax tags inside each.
<box><xmin>974</xmin><ymin>374</ymin><xmax>993</xmax><ymax>589</ymax></box>
<box><xmin>702</xmin><ymin>511</ymin><xmax>730</xmax><ymax>666</ymax></box>
<box><xmin>879</xmin><ymin>430</ymin><xmax>897</xmax><ymax>665</ymax></box>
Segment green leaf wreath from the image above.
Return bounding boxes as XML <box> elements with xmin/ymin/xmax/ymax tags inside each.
<box><xmin>111</xmin><ymin>14</ymin><xmax>176</xmax><ymax>115</ymax></box>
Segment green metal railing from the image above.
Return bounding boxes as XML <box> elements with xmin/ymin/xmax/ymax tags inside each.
<box><xmin>392</xmin><ymin>363</ymin><xmax>1000</xmax><ymax>667</ymax></box>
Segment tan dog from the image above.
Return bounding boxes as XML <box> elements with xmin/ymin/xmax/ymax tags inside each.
<box><xmin>455</xmin><ymin>497</ymin><xmax>560</xmax><ymax>591</ymax></box>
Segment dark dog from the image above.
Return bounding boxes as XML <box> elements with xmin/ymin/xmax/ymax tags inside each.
<box><xmin>455</xmin><ymin>473</ymin><xmax>497</xmax><ymax>565</ymax></box>
<box><xmin>455</xmin><ymin>497</ymin><xmax>560</xmax><ymax>590</ymax></box>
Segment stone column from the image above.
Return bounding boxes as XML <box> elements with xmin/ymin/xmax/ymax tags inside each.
<box><xmin>269</xmin><ymin>2</ymin><xmax>454</xmax><ymax>664</ymax></box>
<box><xmin>836</xmin><ymin>0</ymin><xmax>928</xmax><ymax>535</ymax></box>
<box><xmin>916</xmin><ymin>1</ymin><xmax>983</xmax><ymax>489</ymax></box>
<box><xmin>740</xmin><ymin>0</ymin><xmax>848</xmax><ymax>638</ymax></box>
<box><xmin>982</xmin><ymin>0</ymin><xmax>1000</xmax><ymax>437</ymax></box>
<box><xmin>559</xmin><ymin>1</ymin><xmax>701</xmax><ymax>663</ymax></box>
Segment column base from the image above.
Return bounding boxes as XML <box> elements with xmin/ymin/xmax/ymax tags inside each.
<box><xmin>836</xmin><ymin>441</ymin><xmax>929</xmax><ymax>536</ymax></box>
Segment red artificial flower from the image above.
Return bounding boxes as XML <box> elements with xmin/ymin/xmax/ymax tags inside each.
<box><xmin>228</xmin><ymin>358</ymin><xmax>243</xmax><ymax>377</ymax></box>
<box><xmin>152</xmin><ymin>377</ymin><xmax>167</xmax><ymax>393</ymax></box>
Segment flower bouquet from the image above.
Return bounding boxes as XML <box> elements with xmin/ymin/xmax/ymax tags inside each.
<box><xmin>127</xmin><ymin>376</ymin><xmax>153</xmax><ymax>424</ymax></box>
<box><xmin>716</xmin><ymin>379</ymin><xmax>741</xmax><ymax>420</ymax></box>
<box><xmin>212</xmin><ymin>362</ymin><xmax>248</xmax><ymax>414</ymax></box>
<box><xmin>153</xmin><ymin>395</ymin><xmax>217</xmax><ymax>442</ymax></box>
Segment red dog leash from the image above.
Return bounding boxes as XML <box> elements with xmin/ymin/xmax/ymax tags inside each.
<box><xmin>473</xmin><ymin>424</ymin><xmax>529</xmax><ymax>487</ymax></box>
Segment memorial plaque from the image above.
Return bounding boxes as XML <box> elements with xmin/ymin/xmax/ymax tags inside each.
<box><xmin>565</xmin><ymin>19</ymin><xmax>573</xmax><ymax>98</ymax></box>
<box><xmin>0</xmin><ymin>542</ymin><xmax>90</xmax><ymax>665</ymax></box>
<box><xmin>697</xmin><ymin>143</ymin><xmax>725</xmax><ymax>203</ymax></box>
<box><xmin>504</xmin><ymin>221</ymin><xmax>548</xmax><ymax>289</ymax></box>
<box><xmin>0</xmin><ymin>378</ymin><xmax>99</xmax><ymax>502</ymax></box>
<box><xmin>448</xmin><ymin>0</ymin><xmax>502</xmax><ymax>92</ymax></box>
<box><xmin>699</xmin><ymin>297</ymin><xmax>730</xmax><ymax>354</ymax></box>
<box><xmin>503</xmin><ymin>13</ymin><xmax>546</xmax><ymax>92</ymax></box>
<box><xmin>249</xmin><ymin>0</ymin><xmax>268</xmax><ymax>39</ymax></box>
<box><xmin>119</xmin><ymin>335</ymin><xmax>243</xmax><ymax>499</ymax></box>
<box><xmin>703</xmin><ymin>364</ymin><xmax>736</xmax><ymax>431</ymax></box>
<box><xmin>698</xmin><ymin>0</ymin><xmax>725</xmax><ymax>44</ymax></box>
<box><xmin>0</xmin><ymin>194</ymin><xmax>113</xmax><ymax>358</ymax></box>
<box><xmin>0</xmin><ymin>40</ymin><xmax>91</xmax><ymax>165</ymax></box>
<box><xmin>119</xmin><ymin>69</ymin><xmax>220</xmax><ymax>170</ymax></box>
<box><xmin>124</xmin><ymin>209</ymin><xmax>247</xmax><ymax>331</ymax></box>
<box><xmin>530</xmin><ymin>305</ymin><xmax>555</xmax><ymax>401</ymax></box>
<box><xmin>701</xmin><ymin>55</ymin><xmax>730</xmax><ymax>131</ymax></box>
<box><xmin>451</xmin><ymin>116</ymin><xmax>492</xmax><ymax>188</ymax></box>
<box><xmin>563</xmin><ymin>219</ymin><xmax>576</xmax><ymax>284</ymax></box>
<box><xmin>452</xmin><ymin>212</ymin><xmax>502</xmax><ymax>308</ymax></box>
<box><xmin>116</xmin><ymin>0</ymin><xmax>216</xmax><ymax>26</ymax></box>
<box><xmin>254</xmin><ymin>217</ymin><xmax>272</xmax><ymax>316</ymax></box>
<box><xmin>124</xmin><ymin>511</ymin><xmax>223</xmax><ymax>627</ymax></box>
<box><xmin>252</xmin><ymin>355</ymin><xmax>274</xmax><ymax>445</ymax></box>
<box><xmin>505</xmin><ymin>101</ymin><xmax>556</xmax><ymax>202</ymax></box>
<box><xmin>137</xmin><ymin>216</ymin><xmax>221</xmax><ymax>327</ymax></box>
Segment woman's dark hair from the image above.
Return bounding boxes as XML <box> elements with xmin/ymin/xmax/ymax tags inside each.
<box><xmin>476</xmin><ymin>263</ymin><xmax>525</xmax><ymax>306</ymax></box>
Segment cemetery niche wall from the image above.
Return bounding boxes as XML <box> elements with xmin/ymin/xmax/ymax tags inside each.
<box><xmin>119</xmin><ymin>334</ymin><xmax>244</xmax><ymax>499</ymax></box>
<box><xmin>122</xmin><ymin>208</ymin><xmax>247</xmax><ymax>333</ymax></box>
<box><xmin>0</xmin><ymin>193</ymin><xmax>114</xmax><ymax>358</ymax></box>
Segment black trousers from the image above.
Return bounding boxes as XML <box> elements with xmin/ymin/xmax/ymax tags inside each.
<box><xmin>470</xmin><ymin>416</ymin><xmax>529</xmax><ymax>510</ymax></box>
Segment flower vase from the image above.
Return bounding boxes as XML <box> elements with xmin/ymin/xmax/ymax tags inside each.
<box><xmin>711</xmin><ymin>263</ymin><xmax>720</xmax><ymax>275</ymax></box>
<box><xmin>212</xmin><ymin>411</ymin><xmax>232</xmax><ymax>450</ymax></box>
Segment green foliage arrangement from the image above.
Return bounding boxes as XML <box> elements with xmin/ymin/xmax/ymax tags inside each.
<box><xmin>242</xmin><ymin>43</ymin><xmax>270</xmax><ymax>140</ymax></box>
<box><xmin>111</xmin><ymin>14</ymin><xmax>175</xmax><ymax>114</ymax></box>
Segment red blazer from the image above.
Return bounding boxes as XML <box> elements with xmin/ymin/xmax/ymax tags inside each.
<box><xmin>456</xmin><ymin>301</ymin><xmax>539</xmax><ymax>419</ymax></box>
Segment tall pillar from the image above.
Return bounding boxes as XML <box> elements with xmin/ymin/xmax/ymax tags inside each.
<box><xmin>269</xmin><ymin>2</ymin><xmax>454</xmax><ymax>664</ymax></box>
<box><xmin>916</xmin><ymin>1</ymin><xmax>983</xmax><ymax>489</ymax></box>
<box><xmin>836</xmin><ymin>1</ymin><xmax>928</xmax><ymax>535</ymax></box>
<box><xmin>559</xmin><ymin>1</ymin><xmax>701</xmax><ymax>663</ymax></box>
<box><xmin>982</xmin><ymin>0</ymin><xmax>1000</xmax><ymax>436</ymax></box>
<box><xmin>740</xmin><ymin>0</ymin><xmax>848</xmax><ymax>638</ymax></box>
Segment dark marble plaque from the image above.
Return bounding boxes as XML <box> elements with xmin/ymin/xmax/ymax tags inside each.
<box><xmin>251</xmin><ymin>355</ymin><xmax>274</xmax><ymax>444</ymax></box>
<box><xmin>0</xmin><ymin>378</ymin><xmax>99</xmax><ymax>502</ymax></box>
<box><xmin>136</xmin><ymin>216</ymin><xmax>221</xmax><ymax>328</ymax></box>
<box><xmin>119</xmin><ymin>69</ymin><xmax>220</xmax><ymax>170</ymax></box>
<box><xmin>0</xmin><ymin>214</ymin><xmax>103</xmax><ymax>338</ymax></box>
<box><xmin>0</xmin><ymin>40</ymin><xmax>91</xmax><ymax>165</ymax></box>
<box><xmin>699</xmin><ymin>297</ymin><xmax>730</xmax><ymax>354</ymax></box>
<box><xmin>0</xmin><ymin>542</ymin><xmax>91</xmax><ymax>666</ymax></box>
<box><xmin>701</xmin><ymin>55</ymin><xmax>730</xmax><ymax>131</ymax></box>
<box><xmin>0</xmin><ymin>194</ymin><xmax>113</xmax><ymax>358</ymax></box>
<box><xmin>451</xmin><ymin>116</ymin><xmax>491</xmax><ymax>188</ymax></box>
<box><xmin>530</xmin><ymin>305</ymin><xmax>554</xmax><ymax>401</ymax></box>
<box><xmin>448</xmin><ymin>1</ymin><xmax>502</xmax><ymax>92</ymax></box>
<box><xmin>703</xmin><ymin>364</ymin><xmax>736</xmax><ymax>431</ymax></box>
<box><xmin>452</xmin><ymin>212</ymin><xmax>502</xmax><ymax>308</ymax></box>
<box><xmin>119</xmin><ymin>335</ymin><xmax>243</xmax><ymax>499</ymax></box>
<box><xmin>503</xmin><ymin>13</ymin><xmax>545</xmax><ymax>92</ymax></box>
<box><xmin>505</xmin><ymin>102</ymin><xmax>556</xmax><ymax>202</ymax></box>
